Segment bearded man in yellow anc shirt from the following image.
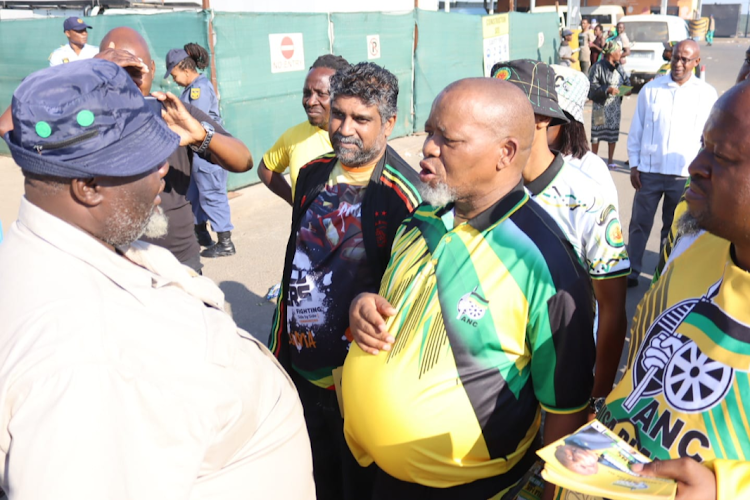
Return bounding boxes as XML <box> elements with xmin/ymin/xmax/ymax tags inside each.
<box><xmin>590</xmin><ymin>81</ymin><xmax>750</xmax><ymax>500</ymax></box>
<box><xmin>258</xmin><ymin>54</ymin><xmax>350</xmax><ymax>205</ymax></box>
<box><xmin>343</xmin><ymin>78</ymin><xmax>596</xmax><ymax>500</ymax></box>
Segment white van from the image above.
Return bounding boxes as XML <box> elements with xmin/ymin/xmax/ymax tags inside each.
<box><xmin>530</xmin><ymin>5</ymin><xmax>567</xmax><ymax>29</ymax></box>
<box><xmin>580</xmin><ymin>6</ymin><xmax>625</xmax><ymax>32</ymax></box>
<box><xmin>619</xmin><ymin>14</ymin><xmax>690</xmax><ymax>84</ymax></box>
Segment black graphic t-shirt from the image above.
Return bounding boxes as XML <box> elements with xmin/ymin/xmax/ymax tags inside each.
<box><xmin>287</xmin><ymin>161</ymin><xmax>378</xmax><ymax>389</ymax></box>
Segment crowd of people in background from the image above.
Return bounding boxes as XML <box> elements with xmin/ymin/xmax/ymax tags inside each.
<box><xmin>0</xmin><ymin>13</ymin><xmax>750</xmax><ymax>500</ymax></box>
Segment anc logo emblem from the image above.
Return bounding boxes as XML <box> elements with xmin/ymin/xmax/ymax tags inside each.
<box><xmin>606</xmin><ymin>219</ymin><xmax>624</xmax><ymax>248</ymax></box>
<box><xmin>626</xmin><ymin>279</ymin><xmax>737</xmax><ymax>414</ymax></box>
<box><xmin>493</xmin><ymin>67</ymin><xmax>511</xmax><ymax>81</ymax></box>
<box><xmin>190</xmin><ymin>87</ymin><xmax>201</xmax><ymax>100</ymax></box>
<box><xmin>62</xmin><ymin>58</ymin><xmax>70</xmax><ymax>64</ymax></box>
<box><xmin>456</xmin><ymin>287</ymin><xmax>489</xmax><ymax>322</ymax></box>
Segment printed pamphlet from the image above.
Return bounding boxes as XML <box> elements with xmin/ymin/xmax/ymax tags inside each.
<box><xmin>536</xmin><ymin>421</ymin><xmax>677</xmax><ymax>500</ymax></box>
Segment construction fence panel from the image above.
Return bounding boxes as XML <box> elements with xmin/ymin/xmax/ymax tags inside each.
<box><xmin>330</xmin><ymin>11</ymin><xmax>415</xmax><ymax>138</ymax></box>
<box><xmin>0</xmin><ymin>12</ymin><xmax>208</xmax><ymax>154</ymax></box>
<box><xmin>508</xmin><ymin>12</ymin><xmax>560</xmax><ymax>65</ymax></box>
<box><xmin>414</xmin><ymin>10</ymin><xmax>484</xmax><ymax>131</ymax></box>
<box><xmin>212</xmin><ymin>12</ymin><xmax>330</xmax><ymax>190</ymax></box>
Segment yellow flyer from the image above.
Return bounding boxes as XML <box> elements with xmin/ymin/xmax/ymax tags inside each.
<box><xmin>536</xmin><ymin>421</ymin><xmax>676</xmax><ymax>500</ymax></box>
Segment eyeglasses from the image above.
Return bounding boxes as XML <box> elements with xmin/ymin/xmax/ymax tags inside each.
<box><xmin>672</xmin><ymin>56</ymin><xmax>699</xmax><ymax>65</ymax></box>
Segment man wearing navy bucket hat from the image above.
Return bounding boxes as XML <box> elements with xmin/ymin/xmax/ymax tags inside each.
<box><xmin>0</xmin><ymin>59</ymin><xmax>314</xmax><ymax>499</ymax></box>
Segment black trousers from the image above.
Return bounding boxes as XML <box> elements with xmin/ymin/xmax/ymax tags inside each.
<box><xmin>292</xmin><ymin>370</ymin><xmax>376</xmax><ymax>500</ymax></box>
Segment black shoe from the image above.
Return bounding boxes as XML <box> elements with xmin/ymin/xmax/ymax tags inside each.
<box><xmin>195</xmin><ymin>223</ymin><xmax>214</xmax><ymax>247</ymax></box>
<box><xmin>201</xmin><ymin>231</ymin><xmax>236</xmax><ymax>258</ymax></box>
<box><xmin>627</xmin><ymin>276</ymin><xmax>640</xmax><ymax>288</ymax></box>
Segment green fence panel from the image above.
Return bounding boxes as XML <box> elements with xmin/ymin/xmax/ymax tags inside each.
<box><xmin>330</xmin><ymin>12</ymin><xmax>415</xmax><ymax>138</ymax></box>
<box><xmin>508</xmin><ymin>12</ymin><xmax>560</xmax><ymax>65</ymax></box>
<box><xmin>414</xmin><ymin>10</ymin><xmax>483</xmax><ymax>131</ymax></box>
<box><xmin>0</xmin><ymin>12</ymin><xmax>208</xmax><ymax>154</ymax></box>
<box><xmin>213</xmin><ymin>12</ymin><xmax>330</xmax><ymax>190</ymax></box>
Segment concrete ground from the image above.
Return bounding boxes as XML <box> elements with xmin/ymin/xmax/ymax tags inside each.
<box><xmin>0</xmin><ymin>38</ymin><xmax>745</xmax><ymax>352</ymax></box>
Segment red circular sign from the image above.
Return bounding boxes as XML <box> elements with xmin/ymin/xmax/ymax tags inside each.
<box><xmin>281</xmin><ymin>36</ymin><xmax>295</xmax><ymax>60</ymax></box>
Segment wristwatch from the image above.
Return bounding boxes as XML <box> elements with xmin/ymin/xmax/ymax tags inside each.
<box><xmin>589</xmin><ymin>396</ymin><xmax>606</xmax><ymax>415</ymax></box>
<box><xmin>190</xmin><ymin>121</ymin><xmax>214</xmax><ymax>155</ymax></box>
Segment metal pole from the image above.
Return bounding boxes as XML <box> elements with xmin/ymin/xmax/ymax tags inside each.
<box><xmin>746</xmin><ymin>0</ymin><xmax>750</xmax><ymax>37</ymax></box>
<box><xmin>660</xmin><ymin>0</ymin><xmax>668</xmax><ymax>16</ymax></box>
<box><xmin>202</xmin><ymin>0</ymin><xmax>219</xmax><ymax>97</ymax></box>
<box><xmin>445</xmin><ymin>0</ymin><xmax>450</xmax><ymax>12</ymax></box>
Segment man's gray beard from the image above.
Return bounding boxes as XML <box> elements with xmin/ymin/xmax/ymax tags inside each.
<box><xmin>101</xmin><ymin>204</ymin><xmax>168</xmax><ymax>247</ymax></box>
<box><xmin>677</xmin><ymin>210</ymin><xmax>703</xmax><ymax>237</ymax></box>
<box><xmin>141</xmin><ymin>206</ymin><xmax>169</xmax><ymax>239</ymax></box>
<box><xmin>333</xmin><ymin>132</ymin><xmax>385</xmax><ymax>168</ymax></box>
<box><xmin>419</xmin><ymin>181</ymin><xmax>456</xmax><ymax>207</ymax></box>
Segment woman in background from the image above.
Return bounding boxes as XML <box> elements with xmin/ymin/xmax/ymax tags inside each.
<box><xmin>588</xmin><ymin>41</ymin><xmax>630</xmax><ymax>170</ymax></box>
<box><xmin>165</xmin><ymin>43</ymin><xmax>236</xmax><ymax>258</ymax></box>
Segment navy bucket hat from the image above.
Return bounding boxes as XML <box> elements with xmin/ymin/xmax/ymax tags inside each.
<box><xmin>4</xmin><ymin>59</ymin><xmax>179</xmax><ymax>179</ymax></box>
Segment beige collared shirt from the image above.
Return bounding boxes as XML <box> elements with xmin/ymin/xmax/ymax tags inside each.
<box><xmin>0</xmin><ymin>198</ymin><xmax>314</xmax><ymax>500</ymax></box>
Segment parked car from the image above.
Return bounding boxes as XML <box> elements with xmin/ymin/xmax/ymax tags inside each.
<box><xmin>619</xmin><ymin>14</ymin><xmax>690</xmax><ymax>90</ymax></box>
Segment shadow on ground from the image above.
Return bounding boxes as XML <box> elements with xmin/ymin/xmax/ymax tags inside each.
<box><xmin>219</xmin><ymin>280</ymin><xmax>277</xmax><ymax>346</ymax></box>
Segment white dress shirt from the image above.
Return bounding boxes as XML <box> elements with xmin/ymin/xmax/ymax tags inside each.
<box><xmin>0</xmin><ymin>198</ymin><xmax>315</xmax><ymax>500</ymax></box>
<box><xmin>49</xmin><ymin>43</ymin><xmax>99</xmax><ymax>66</ymax></box>
<box><xmin>627</xmin><ymin>74</ymin><xmax>717</xmax><ymax>177</ymax></box>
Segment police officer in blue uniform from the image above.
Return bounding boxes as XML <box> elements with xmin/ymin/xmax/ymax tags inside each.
<box><xmin>165</xmin><ymin>44</ymin><xmax>235</xmax><ymax>257</ymax></box>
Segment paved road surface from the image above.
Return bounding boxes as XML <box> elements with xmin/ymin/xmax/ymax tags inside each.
<box><xmin>0</xmin><ymin>39</ymin><xmax>745</xmax><ymax>353</ymax></box>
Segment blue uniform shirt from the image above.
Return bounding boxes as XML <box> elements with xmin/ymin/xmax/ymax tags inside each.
<box><xmin>181</xmin><ymin>74</ymin><xmax>221</xmax><ymax>125</ymax></box>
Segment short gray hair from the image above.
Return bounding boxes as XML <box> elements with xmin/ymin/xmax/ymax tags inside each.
<box><xmin>329</xmin><ymin>62</ymin><xmax>398</xmax><ymax>122</ymax></box>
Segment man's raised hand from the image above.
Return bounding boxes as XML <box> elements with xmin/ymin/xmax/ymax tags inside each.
<box><xmin>349</xmin><ymin>293</ymin><xmax>397</xmax><ymax>355</ymax></box>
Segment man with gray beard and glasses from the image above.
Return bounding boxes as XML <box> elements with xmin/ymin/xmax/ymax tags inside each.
<box><xmin>0</xmin><ymin>59</ymin><xmax>315</xmax><ymax>500</ymax></box>
<box><xmin>269</xmin><ymin>61</ymin><xmax>421</xmax><ymax>500</ymax></box>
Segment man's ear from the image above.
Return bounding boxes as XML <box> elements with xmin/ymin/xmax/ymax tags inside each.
<box><xmin>497</xmin><ymin>137</ymin><xmax>519</xmax><ymax>172</ymax></box>
<box><xmin>70</xmin><ymin>177</ymin><xmax>105</xmax><ymax>207</ymax></box>
<box><xmin>383</xmin><ymin>114</ymin><xmax>397</xmax><ymax>138</ymax></box>
<box><xmin>150</xmin><ymin>59</ymin><xmax>156</xmax><ymax>73</ymax></box>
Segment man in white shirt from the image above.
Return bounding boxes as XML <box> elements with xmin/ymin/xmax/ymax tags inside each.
<box><xmin>49</xmin><ymin>17</ymin><xmax>99</xmax><ymax>66</ymax></box>
<box><xmin>0</xmin><ymin>59</ymin><xmax>314</xmax><ymax>500</ymax></box>
<box><xmin>626</xmin><ymin>40</ymin><xmax>717</xmax><ymax>287</ymax></box>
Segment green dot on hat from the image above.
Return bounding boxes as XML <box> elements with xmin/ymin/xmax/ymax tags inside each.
<box><xmin>76</xmin><ymin>110</ymin><xmax>95</xmax><ymax>127</ymax></box>
<box><xmin>35</xmin><ymin>121</ymin><xmax>52</xmax><ymax>138</ymax></box>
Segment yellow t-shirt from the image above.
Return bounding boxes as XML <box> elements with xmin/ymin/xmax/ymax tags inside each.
<box><xmin>262</xmin><ymin>121</ymin><xmax>332</xmax><ymax>198</ymax></box>
<box><xmin>598</xmin><ymin>232</ymin><xmax>750</xmax><ymax>499</ymax></box>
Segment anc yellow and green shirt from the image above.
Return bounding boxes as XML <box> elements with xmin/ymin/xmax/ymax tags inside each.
<box><xmin>343</xmin><ymin>184</ymin><xmax>596</xmax><ymax>488</ymax></box>
<box><xmin>599</xmin><ymin>232</ymin><xmax>750</xmax><ymax>500</ymax></box>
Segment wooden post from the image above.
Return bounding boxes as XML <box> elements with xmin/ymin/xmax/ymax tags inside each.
<box><xmin>202</xmin><ymin>0</ymin><xmax>219</xmax><ymax>96</ymax></box>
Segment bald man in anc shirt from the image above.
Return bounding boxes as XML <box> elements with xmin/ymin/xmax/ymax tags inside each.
<box><xmin>344</xmin><ymin>78</ymin><xmax>595</xmax><ymax>500</ymax></box>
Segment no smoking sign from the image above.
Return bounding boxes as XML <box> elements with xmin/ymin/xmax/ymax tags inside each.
<box><xmin>269</xmin><ymin>33</ymin><xmax>305</xmax><ymax>74</ymax></box>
